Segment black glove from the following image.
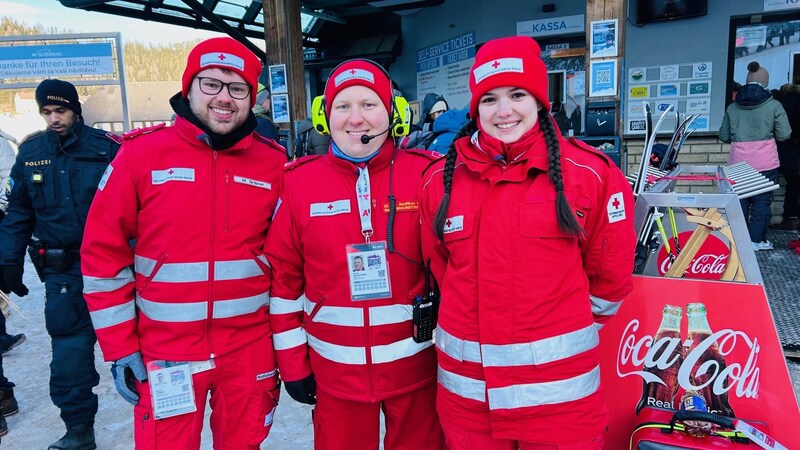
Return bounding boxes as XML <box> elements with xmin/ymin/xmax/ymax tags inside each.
<box><xmin>284</xmin><ymin>374</ymin><xmax>317</xmax><ymax>405</ymax></box>
<box><xmin>1</xmin><ymin>265</ymin><xmax>28</xmax><ymax>297</ymax></box>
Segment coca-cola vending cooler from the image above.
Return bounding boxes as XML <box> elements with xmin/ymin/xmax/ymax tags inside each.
<box><xmin>596</xmin><ymin>164</ymin><xmax>799</xmax><ymax>449</ymax></box>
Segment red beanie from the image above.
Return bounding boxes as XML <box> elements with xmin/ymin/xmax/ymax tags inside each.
<box><xmin>469</xmin><ymin>36</ymin><xmax>550</xmax><ymax>119</ymax></box>
<box><xmin>324</xmin><ymin>59</ymin><xmax>393</xmax><ymax>118</ymax></box>
<box><xmin>182</xmin><ymin>37</ymin><xmax>262</xmax><ymax>106</ymax></box>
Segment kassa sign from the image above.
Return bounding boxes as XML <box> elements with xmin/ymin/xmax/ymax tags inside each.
<box><xmin>598</xmin><ymin>276</ymin><xmax>799</xmax><ymax>448</ymax></box>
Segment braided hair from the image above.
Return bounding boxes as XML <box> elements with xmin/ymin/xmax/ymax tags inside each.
<box><xmin>433</xmin><ymin>119</ymin><xmax>478</xmax><ymax>241</ymax></box>
<box><xmin>538</xmin><ymin>109</ymin><xmax>584</xmax><ymax>238</ymax></box>
<box><xmin>432</xmin><ymin>111</ymin><xmax>584</xmax><ymax>241</ymax></box>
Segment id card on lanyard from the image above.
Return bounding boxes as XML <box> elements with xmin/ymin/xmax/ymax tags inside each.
<box><xmin>147</xmin><ymin>360</ymin><xmax>197</xmax><ymax>419</ymax></box>
<box><xmin>347</xmin><ymin>241</ymin><xmax>392</xmax><ymax>300</ymax></box>
<box><xmin>347</xmin><ymin>165</ymin><xmax>392</xmax><ymax>301</ymax></box>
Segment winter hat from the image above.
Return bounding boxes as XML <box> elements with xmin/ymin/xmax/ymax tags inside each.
<box><xmin>469</xmin><ymin>36</ymin><xmax>550</xmax><ymax>119</ymax></box>
<box><xmin>324</xmin><ymin>59</ymin><xmax>393</xmax><ymax>118</ymax></box>
<box><xmin>429</xmin><ymin>100</ymin><xmax>448</xmax><ymax>115</ymax></box>
<box><xmin>182</xmin><ymin>37</ymin><xmax>262</xmax><ymax>106</ymax></box>
<box><xmin>35</xmin><ymin>79</ymin><xmax>81</xmax><ymax>116</ymax></box>
<box><xmin>746</xmin><ymin>61</ymin><xmax>769</xmax><ymax>87</ymax></box>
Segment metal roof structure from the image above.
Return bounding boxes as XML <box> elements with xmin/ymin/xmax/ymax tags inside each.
<box><xmin>58</xmin><ymin>0</ymin><xmax>443</xmax><ymax>64</ymax></box>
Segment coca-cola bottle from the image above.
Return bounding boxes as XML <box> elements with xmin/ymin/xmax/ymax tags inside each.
<box><xmin>685</xmin><ymin>302</ymin><xmax>736</xmax><ymax>417</ymax></box>
<box><xmin>635</xmin><ymin>304</ymin><xmax>683</xmax><ymax>414</ymax></box>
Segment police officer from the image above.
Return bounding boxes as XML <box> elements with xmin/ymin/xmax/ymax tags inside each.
<box><xmin>0</xmin><ymin>79</ymin><xmax>120</xmax><ymax>450</ymax></box>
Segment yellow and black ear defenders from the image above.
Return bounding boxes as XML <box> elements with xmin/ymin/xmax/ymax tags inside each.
<box><xmin>311</xmin><ymin>59</ymin><xmax>411</xmax><ymax>138</ymax></box>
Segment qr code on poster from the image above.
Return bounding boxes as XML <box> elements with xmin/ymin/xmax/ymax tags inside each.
<box><xmin>596</xmin><ymin>69</ymin><xmax>611</xmax><ymax>84</ymax></box>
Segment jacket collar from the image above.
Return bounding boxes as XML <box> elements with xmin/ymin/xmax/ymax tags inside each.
<box><xmin>45</xmin><ymin>117</ymin><xmax>86</xmax><ymax>154</ymax></box>
<box><xmin>458</xmin><ymin>123</ymin><xmax>550</xmax><ymax>183</ymax></box>
<box><xmin>172</xmin><ymin>115</ymin><xmax>254</xmax><ymax>152</ymax></box>
<box><xmin>325</xmin><ymin>137</ymin><xmax>395</xmax><ymax>175</ymax></box>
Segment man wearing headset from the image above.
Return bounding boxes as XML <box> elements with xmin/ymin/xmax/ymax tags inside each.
<box><xmin>265</xmin><ymin>59</ymin><xmax>446</xmax><ymax>449</ymax></box>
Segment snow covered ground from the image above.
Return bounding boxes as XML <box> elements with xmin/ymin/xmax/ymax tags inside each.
<box><xmin>1</xmin><ymin>256</ymin><xmax>798</xmax><ymax>448</ymax></box>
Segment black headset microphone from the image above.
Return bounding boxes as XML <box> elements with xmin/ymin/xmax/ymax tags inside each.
<box><xmin>360</xmin><ymin>127</ymin><xmax>391</xmax><ymax>145</ymax></box>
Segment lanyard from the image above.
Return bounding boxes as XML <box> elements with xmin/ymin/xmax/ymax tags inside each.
<box><xmin>356</xmin><ymin>166</ymin><xmax>373</xmax><ymax>242</ymax></box>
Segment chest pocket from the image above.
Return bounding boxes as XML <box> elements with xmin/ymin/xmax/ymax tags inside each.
<box><xmin>24</xmin><ymin>164</ymin><xmax>59</xmax><ymax>209</ymax></box>
<box><xmin>442</xmin><ymin>210</ymin><xmax>475</xmax><ymax>244</ymax></box>
<box><xmin>71</xmin><ymin>158</ymin><xmax>109</xmax><ymax>204</ymax></box>
<box><xmin>519</xmin><ymin>193</ymin><xmax>589</xmax><ymax>238</ymax></box>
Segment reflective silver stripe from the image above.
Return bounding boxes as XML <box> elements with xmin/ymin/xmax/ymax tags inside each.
<box><xmin>212</xmin><ymin>292</ymin><xmax>269</xmax><ymax>318</ymax></box>
<box><xmin>372</xmin><ymin>337</ymin><xmax>432</xmax><ymax>364</ymax></box>
<box><xmin>273</xmin><ymin>327</ymin><xmax>308</xmax><ymax>350</ymax></box>
<box><xmin>307</xmin><ymin>333</ymin><xmax>366</xmax><ymax>365</ymax></box>
<box><xmin>594</xmin><ymin>322</ymin><xmax>605</xmax><ymax>331</ymax></box>
<box><xmin>368</xmin><ymin>304</ymin><xmax>412</xmax><ymax>326</ymax></box>
<box><xmin>269</xmin><ymin>294</ymin><xmax>305</xmax><ymax>314</ymax></box>
<box><xmin>257</xmin><ymin>254</ymin><xmax>271</xmax><ymax>269</ymax></box>
<box><xmin>437</xmin><ymin>365</ymin><xmax>486</xmax><ymax>402</ymax></box>
<box><xmin>304</xmin><ymin>298</ymin><xmax>363</xmax><ymax>327</ymax></box>
<box><xmin>487</xmin><ymin>365</ymin><xmax>601</xmax><ymax>410</ymax></box>
<box><xmin>135</xmin><ymin>256</ymin><xmax>210</xmax><ymax>282</ymax></box>
<box><xmin>591</xmin><ymin>294</ymin><xmax>621</xmax><ymax>316</ymax></box>
<box><xmin>154</xmin><ymin>262</ymin><xmax>208</xmax><ymax>283</ymax></box>
<box><xmin>89</xmin><ymin>300</ymin><xmax>136</xmax><ymax>329</ymax></box>
<box><xmin>134</xmin><ymin>255</ymin><xmax>157</xmax><ymax>277</ymax></box>
<box><xmin>83</xmin><ymin>267</ymin><xmax>135</xmax><ymax>294</ymax></box>
<box><xmin>481</xmin><ymin>324</ymin><xmax>599</xmax><ymax>367</ymax></box>
<box><xmin>214</xmin><ymin>259</ymin><xmax>264</xmax><ymax>281</ymax></box>
<box><xmin>136</xmin><ymin>294</ymin><xmax>207</xmax><ymax>322</ymax></box>
<box><xmin>436</xmin><ymin>327</ymin><xmax>482</xmax><ymax>363</ymax></box>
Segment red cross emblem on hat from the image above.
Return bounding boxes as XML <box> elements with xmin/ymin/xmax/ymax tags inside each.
<box><xmin>168</xmin><ymin>169</ymin><xmax>174</xmax><ymax>175</ymax></box>
<box><xmin>327</xmin><ymin>204</ymin><xmax>333</xmax><ymax>210</ymax></box>
<box><xmin>349</xmin><ymin>69</ymin><xmax>357</xmax><ymax>74</ymax></box>
<box><xmin>218</xmin><ymin>53</ymin><xmax>226</xmax><ymax>61</ymax></box>
<box><xmin>492</xmin><ymin>60</ymin><xmax>500</xmax><ymax>69</ymax></box>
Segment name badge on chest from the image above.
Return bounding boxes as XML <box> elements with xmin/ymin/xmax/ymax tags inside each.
<box><xmin>346</xmin><ymin>241</ymin><xmax>392</xmax><ymax>301</ymax></box>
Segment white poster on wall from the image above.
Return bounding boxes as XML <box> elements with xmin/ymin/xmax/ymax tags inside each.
<box><xmin>416</xmin><ymin>31</ymin><xmax>476</xmax><ymax>109</ymax></box>
<box><xmin>624</xmin><ymin>61</ymin><xmax>713</xmax><ymax>136</ymax></box>
<box><xmin>590</xmin><ymin>19</ymin><xmax>618</xmax><ymax>58</ymax></box>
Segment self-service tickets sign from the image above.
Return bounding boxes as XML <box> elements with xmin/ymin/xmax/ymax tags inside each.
<box><xmin>598</xmin><ymin>276</ymin><xmax>800</xmax><ymax>448</ymax></box>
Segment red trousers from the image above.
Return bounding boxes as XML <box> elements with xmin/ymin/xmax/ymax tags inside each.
<box><xmin>133</xmin><ymin>335</ymin><xmax>280</xmax><ymax>450</ymax></box>
<box><xmin>313</xmin><ymin>382</ymin><xmax>445</xmax><ymax>450</ymax></box>
<box><xmin>441</xmin><ymin>418</ymin><xmax>603</xmax><ymax>450</ymax></box>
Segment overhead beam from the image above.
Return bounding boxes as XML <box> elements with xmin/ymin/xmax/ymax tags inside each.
<box><xmin>180</xmin><ymin>0</ymin><xmax>267</xmax><ymax>61</ymax></box>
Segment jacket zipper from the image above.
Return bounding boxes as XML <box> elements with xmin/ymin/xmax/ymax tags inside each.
<box><xmin>137</xmin><ymin>253</ymin><xmax>168</xmax><ymax>295</ymax></box>
<box><xmin>208</xmin><ymin>150</ymin><xmax>218</xmax><ymax>360</ymax></box>
<box><xmin>224</xmin><ymin>170</ymin><xmax>230</xmax><ymax>232</ymax></box>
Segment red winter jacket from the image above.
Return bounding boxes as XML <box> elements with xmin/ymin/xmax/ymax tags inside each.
<box><xmin>81</xmin><ymin>117</ymin><xmax>286</xmax><ymax>362</ymax></box>
<box><xmin>265</xmin><ymin>140</ymin><xmax>438</xmax><ymax>402</ymax></box>
<box><xmin>420</xmin><ymin>126</ymin><xmax>636</xmax><ymax>443</ymax></box>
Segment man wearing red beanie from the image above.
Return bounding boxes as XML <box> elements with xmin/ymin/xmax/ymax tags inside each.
<box><xmin>81</xmin><ymin>37</ymin><xmax>286</xmax><ymax>449</ymax></box>
<box><xmin>420</xmin><ymin>35</ymin><xmax>636</xmax><ymax>449</ymax></box>
<box><xmin>265</xmin><ymin>58</ymin><xmax>445</xmax><ymax>449</ymax></box>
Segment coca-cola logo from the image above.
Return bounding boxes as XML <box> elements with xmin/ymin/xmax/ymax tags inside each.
<box><xmin>656</xmin><ymin>232</ymin><xmax>730</xmax><ymax>280</ymax></box>
<box><xmin>617</xmin><ymin>319</ymin><xmax>760</xmax><ymax>399</ymax></box>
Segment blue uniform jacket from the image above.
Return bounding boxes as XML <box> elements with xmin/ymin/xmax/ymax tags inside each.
<box><xmin>0</xmin><ymin>119</ymin><xmax>120</xmax><ymax>265</ymax></box>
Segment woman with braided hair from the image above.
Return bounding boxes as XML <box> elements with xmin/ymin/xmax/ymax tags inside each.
<box><xmin>419</xmin><ymin>36</ymin><xmax>636</xmax><ymax>449</ymax></box>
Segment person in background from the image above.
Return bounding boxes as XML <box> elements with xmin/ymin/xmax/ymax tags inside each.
<box><xmin>294</xmin><ymin>117</ymin><xmax>331</xmax><ymax>156</ymax></box>
<box><xmin>80</xmin><ymin>37</ymin><xmax>286</xmax><ymax>450</ymax></box>
<box><xmin>420</xmin><ymin>36</ymin><xmax>636</xmax><ymax>449</ymax></box>
<box><xmin>0</xmin><ymin>79</ymin><xmax>121</xmax><ymax>450</ymax></box>
<box><xmin>266</xmin><ymin>58</ymin><xmax>445</xmax><ymax>450</ymax></box>
<box><xmin>719</xmin><ymin>61</ymin><xmax>791</xmax><ymax>250</ymax></box>
<box><xmin>254</xmin><ymin>83</ymin><xmax>280</xmax><ymax>142</ymax></box>
<box><xmin>0</xmin><ymin>128</ymin><xmax>23</xmax><ymax>440</ymax></box>
<box><xmin>427</xmin><ymin>107</ymin><xmax>469</xmax><ymax>154</ymax></box>
<box><xmin>402</xmin><ymin>93</ymin><xmax>448</xmax><ymax>149</ymax></box>
<box><xmin>774</xmin><ymin>81</ymin><xmax>800</xmax><ymax>231</ymax></box>
<box><xmin>0</xmin><ymin>128</ymin><xmax>25</xmax><ymax>353</ymax></box>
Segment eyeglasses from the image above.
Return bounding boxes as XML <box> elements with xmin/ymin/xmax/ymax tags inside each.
<box><xmin>196</xmin><ymin>77</ymin><xmax>251</xmax><ymax>100</ymax></box>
